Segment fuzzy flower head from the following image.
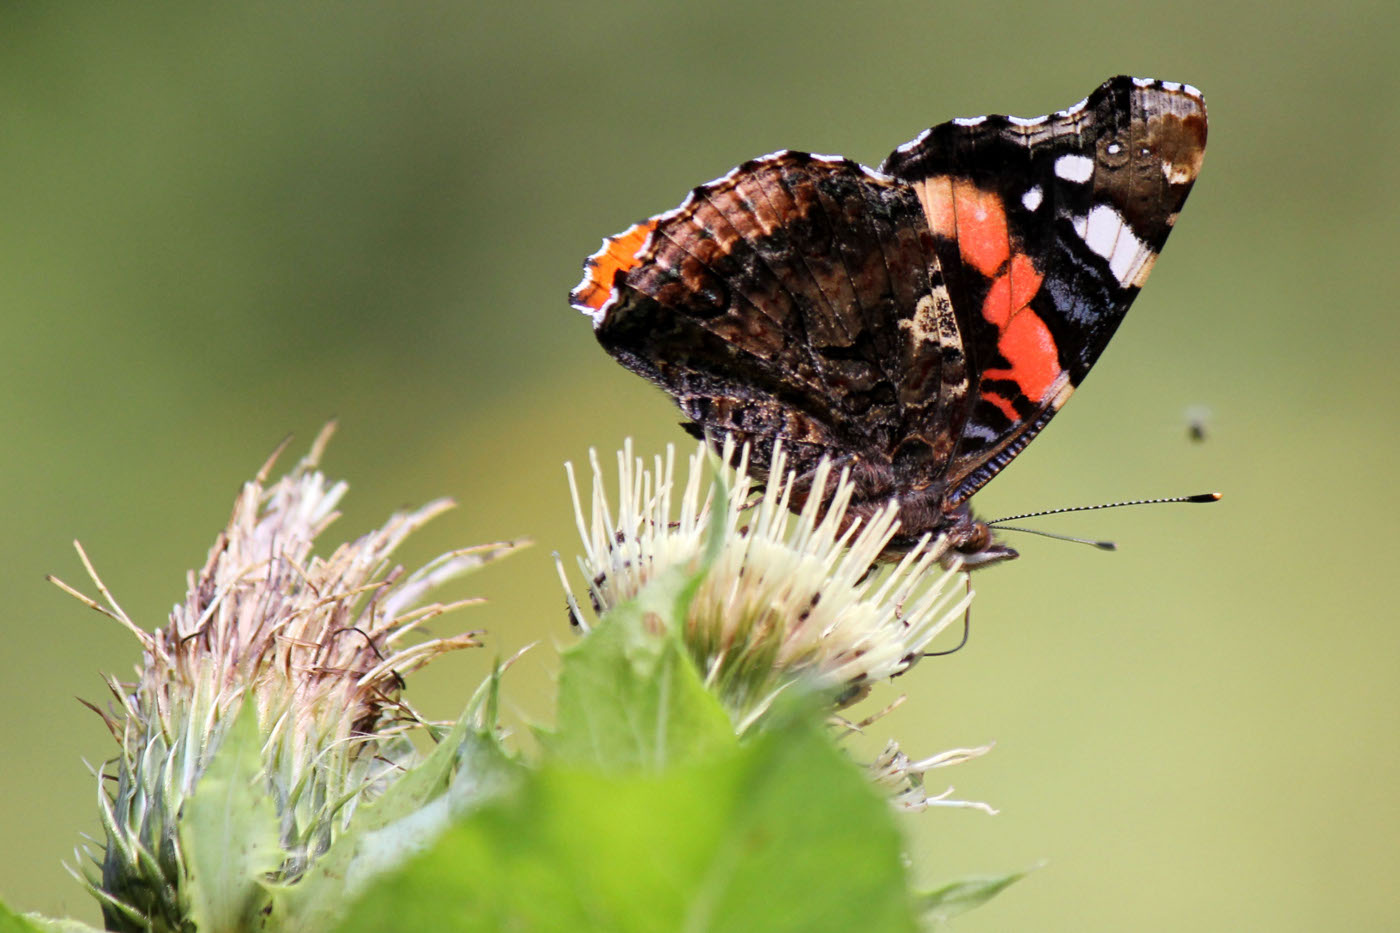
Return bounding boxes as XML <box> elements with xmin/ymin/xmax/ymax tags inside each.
<box><xmin>54</xmin><ymin>425</ymin><xmax>518</xmax><ymax>932</ymax></box>
<box><xmin>562</xmin><ymin>438</ymin><xmax>973</xmax><ymax>727</ymax></box>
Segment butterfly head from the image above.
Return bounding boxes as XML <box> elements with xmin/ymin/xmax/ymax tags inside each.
<box><xmin>882</xmin><ymin>495</ymin><xmax>1019</xmax><ymax>569</ymax></box>
<box><xmin>939</xmin><ymin>505</ymin><xmax>1019</xmax><ymax>569</ymax></box>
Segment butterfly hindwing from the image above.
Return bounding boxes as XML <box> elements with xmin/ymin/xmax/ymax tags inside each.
<box><xmin>572</xmin><ymin>152</ymin><xmax>964</xmax><ymax>476</ymax></box>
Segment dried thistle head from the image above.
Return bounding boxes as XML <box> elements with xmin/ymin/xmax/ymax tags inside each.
<box><xmin>53</xmin><ymin>424</ymin><xmax>520</xmax><ymax>932</ymax></box>
<box><xmin>560</xmin><ymin>438</ymin><xmax>974</xmax><ymax>730</ymax></box>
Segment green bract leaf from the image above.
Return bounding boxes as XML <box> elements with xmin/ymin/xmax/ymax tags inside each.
<box><xmin>9</xmin><ymin>914</ymin><xmax>104</xmax><ymax>933</ymax></box>
<box><xmin>546</xmin><ymin>565</ymin><xmax>735</xmax><ymax>771</ymax></box>
<box><xmin>914</xmin><ymin>866</ymin><xmax>1035</xmax><ymax>926</ymax></box>
<box><xmin>275</xmin><ymin>672</ymin><xmax>522</xmax><ymax>931</ymax></box>
<box><xmin>179</xmin><ymin>701</ymin><xmax>284</xmax><ymax>933</ymax></box>
<box><xmin>0</xmin><ymin>902</ymin><xmax>87</xmax><ymax>933</ymax></box>
<box><xmin>332</xmin><ymin>711</ymin><xmax>917</xmax><ymax>933</ymax></box>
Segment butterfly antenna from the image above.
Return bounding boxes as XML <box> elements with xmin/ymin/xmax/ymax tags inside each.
<box><xmin>992</xmin><ymin>525</ymin><xmax>1117</xmax><ymax>550</ymax></box>
<box><xmin>986</xmin><ymin>492</ymin><xmax>1220</xmax><ymax>526</ymax></box>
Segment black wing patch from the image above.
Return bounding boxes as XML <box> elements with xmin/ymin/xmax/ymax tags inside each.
<box><xmin>879</xmin><ymin>75</ymin><xmax>1207</xmax><ymax>504</ymax></box>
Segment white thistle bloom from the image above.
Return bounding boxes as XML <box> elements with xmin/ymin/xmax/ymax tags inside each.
<box><xmin>561</xmin><ymin>438</ymin><xmax>974</xmax><ymax>728</ymax></box>
<box><xmin>52</xmin><ymin>424</ymin><xmax>519</xmax><ymax>932</ymax></box>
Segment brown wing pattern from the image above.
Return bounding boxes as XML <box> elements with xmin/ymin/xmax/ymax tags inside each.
<box><xmin>572</xmin><ymin>152</ymin><xmax>971</xmax><ymax>486</ymax></box>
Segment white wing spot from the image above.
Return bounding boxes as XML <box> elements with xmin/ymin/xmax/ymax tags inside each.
<box><xmin>1131</xmin><ymin>77</ymin><xmax>1155</xmax><ymax>88</ymax></box>
<box><xmin>1081</xmin><ymin>204</ymin><xmax>1151</xmax><ymax>285</ymax></box>
<box><xmin>1082</xmin><ymin>204</ymin><xmax>1122</xmax><ymax>259</ymax></box>
<box><xmin>1008</xmin><ymin>114</ymin><xmax>1048</xmax><ymax>127</ymax></box>
<box><xmin>1021</xmin><ymin>186</ymin><xmax>1043</xmax><ymax>211</ymax></box>
<box><xmin>1106</xmin><ymin>141</ymin><xmax>1122</xmax><ymax>155</ymax></box>
<box><xmin>1054</xmin><ymin>153</ymin><xmax>1094</xmax><ymax>183</ymax></box>
<box><xmin>952</xmin><ymin>115</ymin><xmax>988</xmax><ymax>127</ymax></box>
<box><xmin>1161</xmin><ymin>81</ymin><xmax>1182</xmax><ymax>92</ymax></box>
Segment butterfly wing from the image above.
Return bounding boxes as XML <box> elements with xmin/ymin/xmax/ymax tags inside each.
<box><xmin>879</xmin><ymin>76</ymin><xmax>1208</xmax><ymax>506</ymax></box>
<box><xmin>571</xmin><ymin>151</ymin><xmax>974</xmax><ymax>489</ymax></box>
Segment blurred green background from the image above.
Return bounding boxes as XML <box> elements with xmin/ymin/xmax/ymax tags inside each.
<box><xmin>2</xmin><ymin>1</ymin><xmax>1396</xmax><ymax>929</ymax></box>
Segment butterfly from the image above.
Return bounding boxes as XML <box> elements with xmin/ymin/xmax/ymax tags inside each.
<box><xmin>570</xmin><ymin>76</ymin><xmax>1207</xmax><ymax>567</ymax></box>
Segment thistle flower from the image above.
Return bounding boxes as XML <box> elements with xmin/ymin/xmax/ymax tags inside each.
<box><xmin>560</xmin><ymin>438</ymin><xmax>974</xmax><ymax>730</ymax></box>
<box><xmin>52</xmin><ymin>424</ymin><xmax>519</xmax><ymax>932</ymax></box>
<box><xmin>867</xmin><ymin>739</ymin><xmax>998</xmax><ymax>814</ymax></box>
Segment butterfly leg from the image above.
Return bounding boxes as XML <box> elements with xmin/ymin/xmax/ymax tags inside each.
<box><xmin>923</xmin><ymin>574</ymin><xmax>973</xmax><ymax>657</ymax></box>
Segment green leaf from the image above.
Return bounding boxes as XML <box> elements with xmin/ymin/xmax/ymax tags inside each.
<box><xmin>332</xmin><ymin>711</ymin><xmax>918</xmax><ymax>933</ymax></box>
<box><xmin>275</xmin><ymin>673</ymin><xmax>522</xmax><ymax>931</ymax></box>
<box><xmin>6</xmin><ymin>910</ymin><xmax>104</xmax><ymax>933</ymax></box>
<box><xmin>0</xmin><ymin>902</ymin><xmax>62</xmax><ymax>933</ymax></box>
<box><xmin>914</xmin><ymin>866</ymin><xmax>1036</xmax><ymax>927</ymax></box>
<box><xmin>546</xmin><ymin>565</ymin><xmax>736</xmax><ymax>771</ymax></box>
<box><xmin>179</xmin><ymin>700</ymin><xmax>285</xmax><ymax>933</ymax></box>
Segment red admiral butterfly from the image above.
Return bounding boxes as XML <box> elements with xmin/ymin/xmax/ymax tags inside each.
<box><xmin>571</xmin><ymin>76</ymin><xmax>1207</xmax><ymax>567</ymax></box>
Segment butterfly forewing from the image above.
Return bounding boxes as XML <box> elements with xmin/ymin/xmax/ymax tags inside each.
<box><xmin>880</xmin><ymin>76</ymin><xmax>1206</xmax><ymax>504</ymax></box>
